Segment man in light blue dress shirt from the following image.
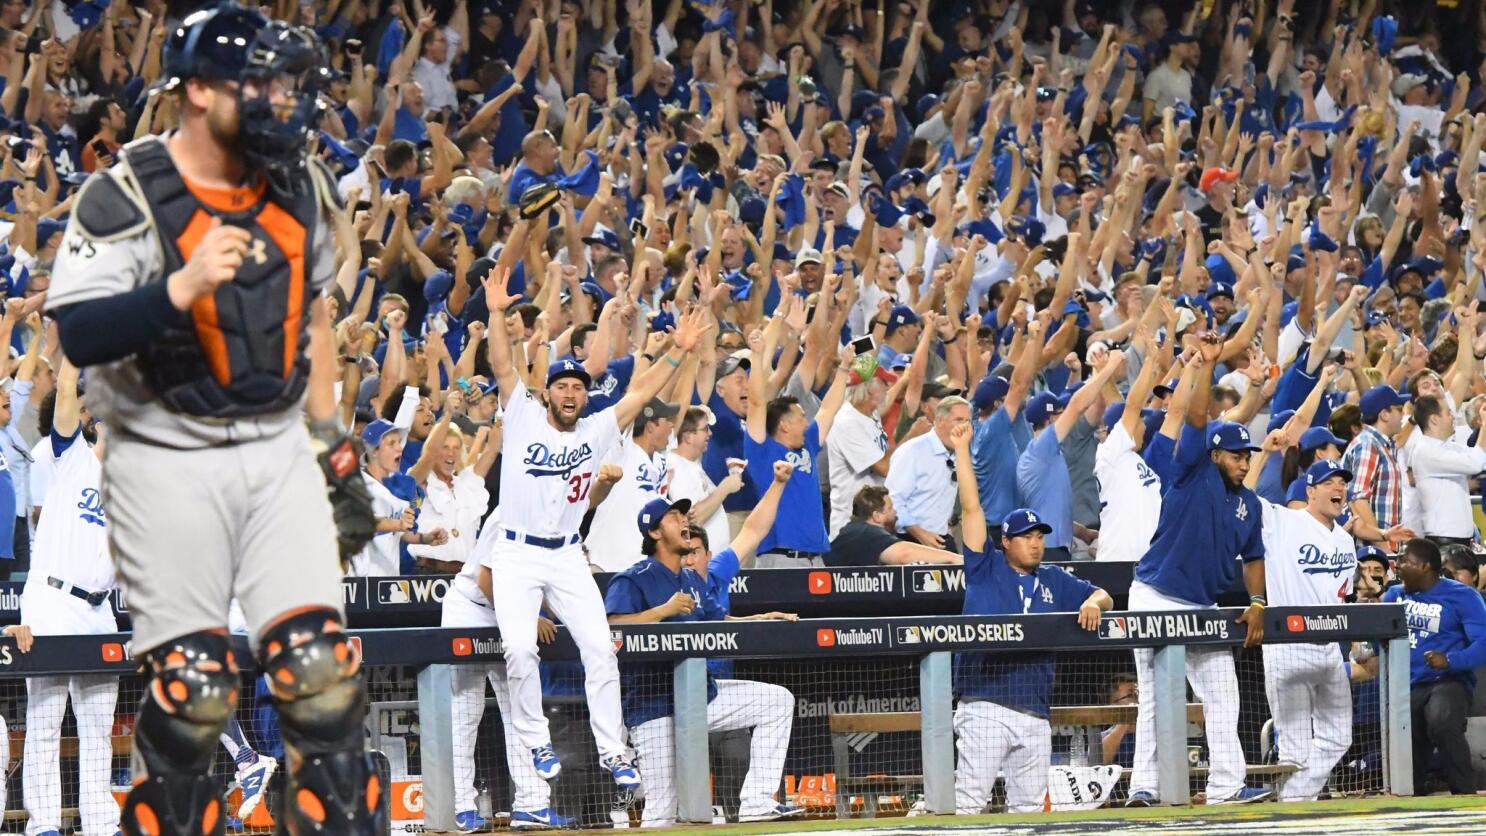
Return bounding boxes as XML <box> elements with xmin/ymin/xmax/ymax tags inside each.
<box><xmin>885</xmin><ymin>395</ymin><xmax>972</xmax><ymax>550</ymax></box>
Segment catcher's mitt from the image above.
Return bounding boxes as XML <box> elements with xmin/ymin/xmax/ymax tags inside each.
<box><xmin>317</xmin><ymin>436</ymin><xmax>376</xmax><ymax>563</ymax></box>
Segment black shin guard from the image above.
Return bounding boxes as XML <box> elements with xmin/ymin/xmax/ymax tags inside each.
<box><xmin>260</xmin><ymin>609</ymin><xmax>383</xmax><ymax>836</ymax></box>
<box><xmin>122</xmin><ymin>632</ymin><xmax>240</xmax><ymax>836</ymax></box>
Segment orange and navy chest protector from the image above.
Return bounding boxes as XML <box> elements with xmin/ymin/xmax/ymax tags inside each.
<box><xmin>126</xmin><ymin>136</ymin><xmax>320</xmax><ymax>418</ymax></box>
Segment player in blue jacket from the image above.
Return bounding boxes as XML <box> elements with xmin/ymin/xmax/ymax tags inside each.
<box><xmin>1127</xmin><ymin>334</ymin><xmax>1270</xmax><ymax>807</ymax></box>
<box><xmin>947</xmin><ymin>422</ymin><xmax>1112</xmax><ymax>814</ymax></box>
<box><xmin>1383</xmin><ymin>538</ymin><xmax>1486</xmax><ymax>795</ymax></box>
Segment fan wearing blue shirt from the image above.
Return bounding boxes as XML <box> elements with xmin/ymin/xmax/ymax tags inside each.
<box><xmin>1384</xmin><ymin>539</ymin><xmax>1486</xmax><ymax>795</ymax></box>
<box><xmin>1127</xmin><ymin>334</ymin><xmax>1271</xmax><ymax>808</ymax></box>
<box><xmin>604</xmin><ymin>495</ymin><xmax>803</xmax><ymax>826</ymax></box>
<box><xmin>742</xmin><ymin>318</ymin><xmax>851</xmax><ymax>564</ymax></box>
<box><xmin>969</xmin><ymin>318</ymin><xmax>1040</xmax><ymax>546</ymax></box>
<box><xmin>948</xmin><ymin>422</ymin><xmax>1111</xmax><ymax>815</ymax></box>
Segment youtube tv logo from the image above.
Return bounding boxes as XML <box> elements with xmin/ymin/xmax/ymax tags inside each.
<box><xmin>452</xmin><ymin>637</ymin><xmax>473</xmax><ymax>656</ymax></box>
<box><xmin>808</xmin><ymin>572</ymin><xmax>833</xmax><ymax>594</ymax></box>
<box><xmin>1286</xmin><ymin>615</ymin><xmax>1306</xmax><ymax>633</ymax></box>
<box><xmin>816</xmin><ymin>629</ymin><xmax>835</xmax><ymax>647</ymax></box>
<box><xmin>100</xmin><ymin>642</ymin><xmax>125</xmax><ymax>663</ymax></box>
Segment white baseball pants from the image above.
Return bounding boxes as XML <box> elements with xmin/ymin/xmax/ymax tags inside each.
<box><xmin>20</xmin><ymin>583</ymin><xmax>120</xmax><ymax>836</ymax></box>
<box><xmin>629</xmin><ymin>679</ymin><xmax>793</xmax><ymax>827</ymax></box>
<box><xmin>441</xmin><ymin>589</ymin><xmax>550</xmax><ymax>813</ymax></box>
<box><xmin>1128</xmin><ymin>580</ymin><xmax>1245</xmax><ymax>802</ymax></box>
<box><xmin>953</xmin><ymin>700</ymin><xmax>1051</xmax><ymax>814</ymax></box>
<box><xmin>1262</xmin><ymin>643</ymin><xmax>1351</xmax><ymax>801</ymax></box>
<box><xmin>485</xmin><ymin>539</ymin><xmax>627</xmax><ymax>760</ymax></box>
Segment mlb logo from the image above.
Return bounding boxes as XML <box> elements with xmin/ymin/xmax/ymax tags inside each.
<box><xmin>1099</xmin><ymin>618</ymin><xmax>1127</xmax><ymax>640</ymax></box>
<box><xmin>896</xmin><ymin>626</ymin><xmax>921</xmax><ymax>645</ymax></box>
<box><xmin>808</xmin><ymin>571</ymin><xmax>833</xmax><ymax>594</ymax></box>
<box><xmin>611</xmin><ymin>630</ymin><xmax>625</xmax><ymax>652</ymax></box>
<box><xmin>816</xmin><ymin>629</ymin><xmax>835</xmax><ymax>647</ymax></box>
<box><xmin>913</xmin><ymin>570</ymin><xmax>943</xmax><ymax>593</ymax></box>
<box><xmin>1287</xmin><ymin>615</ymin><xmax>1306</xmax><ymax>633</ymax></box>
<box><xmin>347</xmin><ymin>635</ymin><xmax>364</xmax><ymax>662</ymax></box>
<box><xmin>378</xmin><ymin>581</ymin><xmax>412</xmax><ymax>605</ymax></box>
<box><xmin>451</xmin><ymin>637</ymin><xmax>473</xmax><ymax>656</ymax></box>
<box><xmin>100</xmin><ymin>642</ymin><xmax>126</xmax><ymax>663</ymax></box>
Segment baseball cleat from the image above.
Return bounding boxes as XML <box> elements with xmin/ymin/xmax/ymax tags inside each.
<box><xmin>235</xmin><ymin>754</ymin><xmax>278</xmax><ymax>818</ymax></box>
<box><xmin>738</xmin><ymin>803</ymin><xmax>804</xmax><ymax>822</ymax></box>
<box><xmin>511</xmin><ymin>808</ymin><xmax>573</xmax><ymax>829</ymax></box>
<box><xmin>602</xmin><ymin>754</ymin><xmax>642</xmax><ymax>789</ymax></box>
<box><xmin>532</xmin><ymin>744</ymin><xmax>562</xmax><ymax>781</ymax></box>
<box><xmin>1209</xmin><ymin>786</ymin><xmax>1274</xmax><ymax>805</ymax></box>
<box><xmin>1125</xmin><ymin>790</ymin><xmax>1158</xmax><ymax>807</ymax></box>
<box><xmin>454</xmin><ymin>810</ymin><xmax>489</xmax><ymax>832</ymax></box>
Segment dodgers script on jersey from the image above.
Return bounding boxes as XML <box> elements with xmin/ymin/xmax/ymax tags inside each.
<box><xmin>31</xmin><ymin>433</ymin><xmax>112</xmax><ymax>591</ymax></box>
<box><xmin>1258</xmin><ymin>500</ymin><xmax>1356</xmax><ymax>606</ymax></box>
<box><xmin>499</xmin><ymin>380</ymin><xmax>621</xmax><ymax>537</ymax></box>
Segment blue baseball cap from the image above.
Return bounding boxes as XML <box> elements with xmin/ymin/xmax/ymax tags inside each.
<box><xmin>1266</xmin><ymin>409</ymin><xmax>1296</xmax><ymax>433</ymax></box>
<box><xmin>972</xmin><ymin>374</ymin><xmax>1010</xmax><ymax>411</ymax></box>
<box><xmin>1357</xmin><ymin>544</ymin><xmax>1389</xmax><ymax>564</ymax></box>
<box><xmin>1299</xmin><ymin>426</ymin><xmax>1346</xmax><ymax>452</ymax></box>
<box><xmin>582</xmin><ymin>228</ymin><xmax>621</xmax><ymax>251</ymax></box>
<box><xmin>1206</xmin><ymin>280</ymin><xmax>1235</xmax><ymax>300</ymax></box>
<box><xmin>1207</xmin><ymin>421</ymin><xmax>1260</xmax><ymax>452</ymax></box>
<box><xmin>1101</xmin><ymin>402</ymin><xmax>1159</xmax><ymax>433</ymax></box>
<box><xmin>1002</xmin><ymin>508</ymin><xmax>1053</xmax><ymax>537</ymax></box>
<box><xmin>1026</xmin><ymin>391</ymin><xmax>1070</xmax><ymax>426</ymax></box>
<box><xmin>1052</xmin><ymin>182</ymin><xmax>1079</xmax><ymax>199</ymax></box>
<box><xmin>1305</xmin><ymin>459</ymin><xmax>1353</xmax><ymax>486</ymax></box>
<box><xmin>547</xmin><ymin>357</ymin><xmax>592</xmax><ymax>388</ymax></box>
<box><xmin>885</xmin><ymin>304</ymin><xmax>920</xmax><ymax>334</ymax></box>
<box><xmin>360</xmin><ymin>419</ymin><xmax>400</xmax><ymax>450</ymax></box>
<box><xmin>916</xmin><ymin>94</ymin><xmax>941</xmax><ymax>121</ymax></box>
<box><xmin>1360</xmin><ymin>385</ymin><xmax>1410</xmax><ymax>420</ymax></box>
<box><xmin>636</xmin><ymin>496</ymin><xmax>692</xmax><ymax>535</ymax></box>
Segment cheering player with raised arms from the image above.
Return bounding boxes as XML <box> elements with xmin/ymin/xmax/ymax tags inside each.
<box><xmin>480</xmin><ymin>263</ymin><xmax>709</xmax><ymax>791</ymax></box>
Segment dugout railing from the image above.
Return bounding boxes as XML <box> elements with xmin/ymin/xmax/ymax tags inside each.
<box><xmin>0</xmin><ymin>604</ymin><xmax>1409</xmax><ymax>829</ymax></box>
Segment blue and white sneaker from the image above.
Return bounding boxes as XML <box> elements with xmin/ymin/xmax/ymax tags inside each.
<box><xmin>1125</xmin><ymin>790</ymin><xmax>1158</xmax><ymax>807</ymax></box>
<box><xmin>532</xmin><ymin>744</ymin><xmax>562</xmax><ymax>781</ymax></box>
<box><xmin>1209</xmin><ymin>786</ymin><xmax>1274</xmax><ymax>805</ymax></box>
<box><xmin>226</xmin><ymin>817</ymin><xmax>245</xmax><ymax>832</ymax></box>
<box><xmin>235</xmin><ymin>754</ymin><xmax>278</xmax><ymax>818</ymax></box>
<box><xmin>454</xmin><ymin>810</ymin><xmax>489</xmax><ymax>832</ymax></box>
<box><xmin>738</xmin><ymin>804</ymin><xmax>804</xmax><ymax>822</ymax></box>
<box><xmin>511</xmin><ymin>808</ymin><xmax>573</xmax><ymax>830</ymax></box>
<box><xmin>602</xmin><ymin>754</ymin><xmax>642</xmax><ymax>789</ymax></box>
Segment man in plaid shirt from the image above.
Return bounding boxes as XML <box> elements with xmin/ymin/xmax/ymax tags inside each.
<box><xmin>1343</xmin><ymin>386</ymin><xmax>1411</xmax><ymax>541</ymax></box>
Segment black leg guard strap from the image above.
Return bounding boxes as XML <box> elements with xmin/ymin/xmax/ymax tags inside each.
<box><xmin>123</xmin><ymin>631</ymin><xmax>240</xmax><ymax>836</ymax></box>
<box><xmin>260</xmin><ymin>609</ymin><xmax>384</xmax><ymax>836</ymax></box>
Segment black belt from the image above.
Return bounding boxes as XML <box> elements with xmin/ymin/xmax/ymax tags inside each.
<box><xmin>761</xmin><ymin>549</ymin><xmax>821</xmax><ymax>560</ymax></box>
<box><xmin>503</xmin><ymin>530</ymin><xmax>580</xmax><ymax>550</ymax></box>
<box><xmin>47</xmin><ymin>576</ymin><xmax>110</xmax><ymax>607</ymax></box>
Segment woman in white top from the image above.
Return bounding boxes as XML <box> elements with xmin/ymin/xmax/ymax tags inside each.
<box><xmin>410</xmin><ymin>421</ymin><xmax>500</xmax><ymax>571</ymax></box>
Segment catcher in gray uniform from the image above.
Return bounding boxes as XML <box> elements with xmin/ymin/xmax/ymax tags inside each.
<box><xmin>47</xmin><ymin>6</ymin><xmax>376</xmax><ymax>836</ymax></box>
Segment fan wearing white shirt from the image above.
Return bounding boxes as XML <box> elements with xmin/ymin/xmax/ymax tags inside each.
<box><xmin>667</xmin><ymin>406</ymin><xmax>743</xmax><ymax>557</ymax></box>
<box><xmin>1406</xmin><ymin>394</ymin><xmax>1486</xmax><ymax>544</ymax></box>
<box><xmin>409</xmin><ymin>422</ymin><xmax>500</xmax><ymax>572</ymax></box>
<box><xmin>1094</xmin><ymin>329</ymin><xmax>1163</xmax><ymax>562</ymax></box>
<box><xmin>826</xmin><ymin>363</ymin><xmax>897</xmax><ymax>539</ymax></box>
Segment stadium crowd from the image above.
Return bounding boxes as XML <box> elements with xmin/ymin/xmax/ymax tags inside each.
<box><xmin>4</xmin><ymin>0</ymin><xmax>1486</xmax><ymax>827</ymax></box>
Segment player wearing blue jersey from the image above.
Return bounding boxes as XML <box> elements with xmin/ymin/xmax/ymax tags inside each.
<box><xmin>1385</xmin><ymin>539</ymin><xmax>1486</xmax><ymax>795</ymax></box>
<box><xmin>947</xmin><ymin>422</ymin><xmax>1111</xmax><ymax>814</ymax></box>
<box><xmin>1127</xmin><ymin>333</ymin><xmax>1270</xmax><ymax>807</ymax></box>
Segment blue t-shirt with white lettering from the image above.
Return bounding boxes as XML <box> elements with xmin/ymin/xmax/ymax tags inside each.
<box><xmin>973</xmin><ymin>406</ymin><xmax>1032</xmax><ymax>524</ymax></box>
<box><xmin>1383</xmin><ymin>578</ymin><xmax>1486</xmax><ymax>688</ymax></box>
<box><xmin>584</xmin><ymin>356</ymin><xmax>635</xmax><ymax>416</ymax></box>
<box><xmin>954</xmin><ymin>540</ymin><xmax>1096</xmax><ymax>718</ymax></box>
<box><xmin>1135</xmin><ymin>422</ymin><xmax>1265</xmax><ymax>606</ymax></box>
<box><xmin>744</xmin><ymin>423</ymin><xmax>826</xmax><ymax>554</ymax></box>
<box><xmin>604</xmin><ymin>558</ymin><xmax>723</xmax><ymax>726</ymax></box>
<box><xmin>1015</xmin><ymin>427</ymin><xmax>1073</xmax><ymax>549</ymax></box>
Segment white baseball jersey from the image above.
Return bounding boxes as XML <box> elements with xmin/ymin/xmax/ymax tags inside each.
<box><xmin>1094</xmin><ymin>423</ymin><xmax>1161</xmax><ymax>562</ymax></box>
<box><xmin>27</xmin><ymin>435</ymin><xmax>51</xmax><ymax>515</ymax></box>
<box><xmin>498</xmin><ymin>379</ymin><xmax>621</xmax><ymax>537</ymax></box>
<box><xmin>349</xmin><ymin>474</ymin><xmax>408</xmax><ymax>577</ymax></box>
<box><xmin>587</xmin><ymin>438</ymin><xmax>669</xmax><ymax>572</ymax></box>
<box><xmin>1259</xmin><ymin>500</ymin><xmax>1356</xmax><ymax>606</ymax></box>
<box><xmin>666</xmin><ymin>453</ymin><xmax>730</xmax><ymax>556</ymax></box>
<box><xmin>30</xmin><ymin>431</ymin><xmax>111</xmax><ymax>591</ymax></box>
